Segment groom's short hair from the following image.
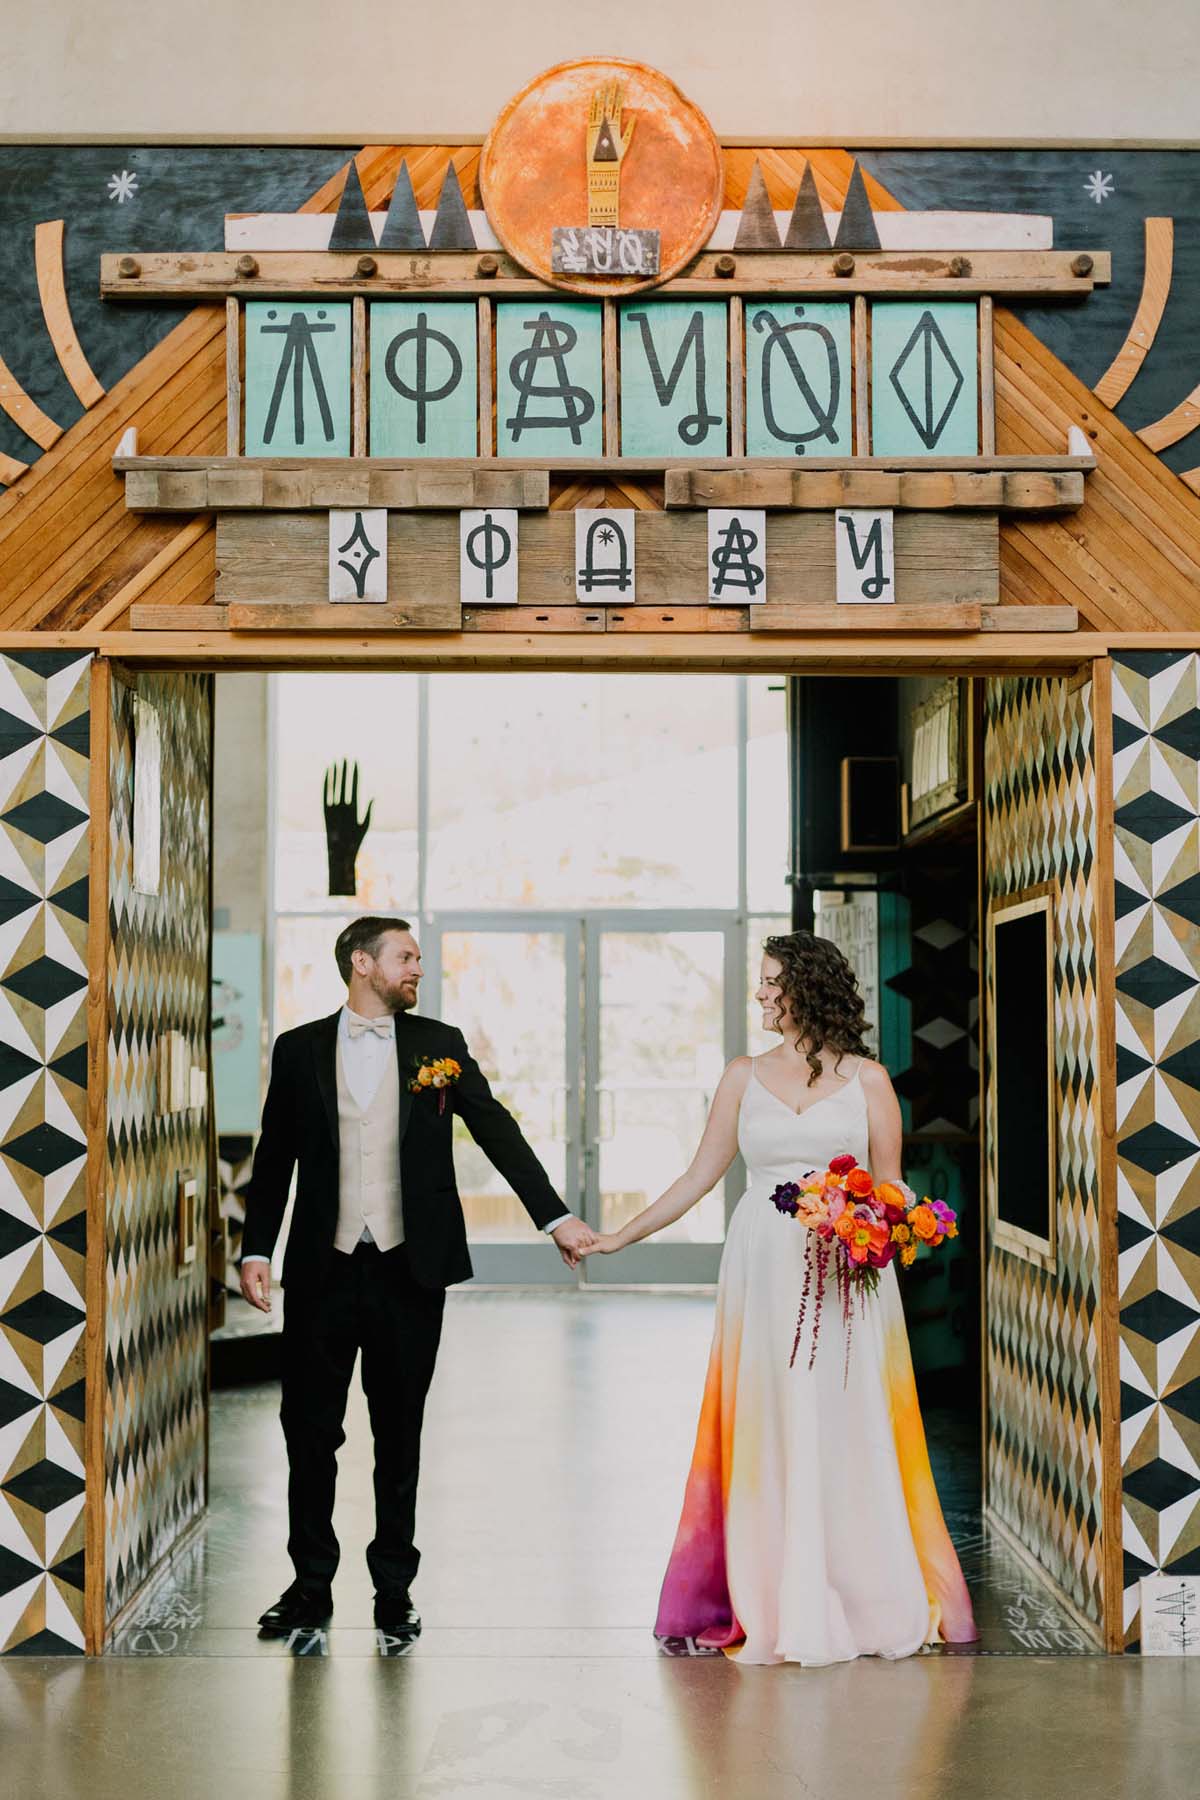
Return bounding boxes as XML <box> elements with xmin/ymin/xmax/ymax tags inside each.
<box><xmin>334</xmin><ymin>916</ymin><xmax>413</xmax><ymax>983</ymax></box>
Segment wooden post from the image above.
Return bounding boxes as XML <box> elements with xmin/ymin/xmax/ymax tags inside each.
<box><xmin>1091</xmin><ymin>652</ymin><xmax>1125</xmax><ymax>1654</ymax></box>
<box><xmin>477</xmin><ymin>298</ymin><xmax>493</xmax><ymax>457</ymax></box>
<box><xmin>854</xmin><ymin>295</ymin><xmax>869</xmax><ymax>454</ymax></box>
<box><xmin>728</xmin><ymin>297</ymin><xmax>746</xmax><ymax>457</ymax></box>
<box><xmin>351</xmin><ymin>296</ymin><xmax>368</xmax><ymax>457</ymax></box>
<box><xmin>603</xmin><ymin>299</ymin><xmax>619</xmax><ymax>458</ymax></box>
<box><xmin>979</xmin><ymin>295</ymin><xmax>996</xmax><ymax>456</ymax></box>
<box><xmin>225</xmin><ymin>297</ymin><xmax>240</xmax><ymax>457</ymax></box>
<box><xmin>84</xmin><ymin>655</ymin><xmax>112</xmax><ymax>1654</ymax></box>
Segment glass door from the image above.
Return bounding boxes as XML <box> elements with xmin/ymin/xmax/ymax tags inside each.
<box><xmin>429</xmin><ymin>917</ymin><xmax>581</xmax><ymax>1284</ymax></box>
<box><xmin>581</xmin><ymin>917</ymin><xmax>738</xmax><ymax>1284</ymax></box>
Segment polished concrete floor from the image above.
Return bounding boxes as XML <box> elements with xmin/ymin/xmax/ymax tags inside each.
<box><xmin>4</xmin><ymin>1291</ymin><xmax>1198</xmax><ymax>1800</ymax></box>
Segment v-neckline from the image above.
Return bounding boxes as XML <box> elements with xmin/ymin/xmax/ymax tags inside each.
<box><xmin>752</xmin><ymin>1058</ymin><xmax>860</xmax><ymax>1120</ymax></box>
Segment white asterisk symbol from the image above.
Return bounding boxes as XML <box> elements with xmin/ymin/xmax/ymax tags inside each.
<box><xmin>1083</xmin><ymin>170</ymin><xmax>1114</xmax><ymax>205</ymax></box>
<box><xmin>107</xmin><ymin>169</ymin><xmax>139</xmax><ymax>204</ymax></box>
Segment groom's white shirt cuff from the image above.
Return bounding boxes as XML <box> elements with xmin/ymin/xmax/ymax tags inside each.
<box><xmin>242</xmin><ymin>1214</ymin><xmax>576</xmax><ymax>1267</ymax></box>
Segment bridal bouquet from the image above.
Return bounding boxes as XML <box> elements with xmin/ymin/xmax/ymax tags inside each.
<box><xmin>770</xmin><ymin>1154</ymin><xmax>957</xmax><ymax>1373</ymax></box>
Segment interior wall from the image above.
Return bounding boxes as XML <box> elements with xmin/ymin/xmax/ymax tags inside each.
<box><xmin>0</xmin><ymin>651</ymin><xmax>91</xmax><ymax>1655</ymax></box>
<box><xmin>104</xmin><ymin>671</ymin><xmax>213</xmax><ymax>1627</ymax></box>
<box><xmin>1110</xmin><ymin>650</ymin><xmax>1200</xmax><ymax>1649</ymax></box>
<box><xmin>983</xmin><ymin>674</ymin><xmax>1106</xmax><ymax>1626</ymax></box>
<box><xmin>2</xmin><ymin>1</ymin><xmax>1195</xmax><ymax>140</ymax></box>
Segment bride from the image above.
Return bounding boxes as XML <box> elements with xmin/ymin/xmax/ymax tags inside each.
<box><xmin>580</xmin><ymin>930</ymin><xmax>977</xmax><ymax>1665</ymax></box>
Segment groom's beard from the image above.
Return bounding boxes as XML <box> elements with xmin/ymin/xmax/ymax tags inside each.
<box><xmin>369</xmin><ymin>973</ymin><xmax>420</xmax><ymax>1013</ymax></box>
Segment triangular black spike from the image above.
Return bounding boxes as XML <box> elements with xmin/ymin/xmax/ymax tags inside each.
<box><xmin>378</xmin><ymin>160</ymin><xmax>425</xmax><ymax>251</ymax></box>
<box><xmin>428</xmin><ymin>162</ymin><xmax>476</xmax><ymax>251</ymax></box>
<box><xmin>327</xmin><ymin>160</ymin><xmax>377</xmax><ymax>252</ymax></box>
<box><xmin>833</xmin><ymin>161</ymin><xmax>881</xmax><ymax>252</ymax></box>
<box><xmin>593</xmin><ymin>120</ymin><xmax>619</xmax><ymax>162</ymax></box>
<box><xmin>733</xmin><ymin>160</ymin><xmax>780</xmax><ymax>251</ymax></box>
<box><xmin>783</xmin><ymin>162</ymin><xmax>832</xmax><ymax>251</ymax></box>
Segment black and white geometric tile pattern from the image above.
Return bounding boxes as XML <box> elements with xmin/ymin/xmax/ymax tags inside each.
<box><xmin>1111</xmin><ymin>650</ymin><xmax>1200</xmax><ymax>1647</ymax></box>
<box><xmin>0</xmin><ymin>650</ymin><xmax>91</xmax><ymax>1655</ymax></box>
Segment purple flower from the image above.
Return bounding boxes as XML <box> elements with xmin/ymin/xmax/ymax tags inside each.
<box><xmin>771</xmin><ymin>1183</ymin><xmax>800</xmax><ymax>1216</ymax></box>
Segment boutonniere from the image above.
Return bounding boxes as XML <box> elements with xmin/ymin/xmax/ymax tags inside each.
<box><xmin>410</xmin><ymin>1056</ymin><xmax>462</xmax><ymax>1114</ymax></box>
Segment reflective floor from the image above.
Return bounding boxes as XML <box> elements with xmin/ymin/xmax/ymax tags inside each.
<box><xmin>5</xmin><ymin>1291</ymin><xmax>1197</xmax><ymax>1800</ymax></box>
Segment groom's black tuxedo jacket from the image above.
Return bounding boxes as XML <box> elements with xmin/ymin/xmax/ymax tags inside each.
<box><xmin>241</xmin><ymin>1008</ymin><xmax>564</xmax><ymax>1291</ymax></box>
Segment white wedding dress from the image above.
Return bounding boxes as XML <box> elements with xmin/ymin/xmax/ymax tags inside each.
<box><xmin>654</xmin><ymin>1057</ymin><xmax>976</xmax><ymax>1664</ymax></box>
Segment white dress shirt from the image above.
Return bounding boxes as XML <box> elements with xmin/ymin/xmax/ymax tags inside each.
<box><xmin>242</xmin><ymin>1005</ymin><xmax>572</xmax><ymax>1266</ymax></box>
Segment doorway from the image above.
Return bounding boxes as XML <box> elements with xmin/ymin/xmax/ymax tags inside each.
<box><xmin>427</xmin><ymin>914</ymin><xmax>740</xmax><ymax>1283</ymax></box>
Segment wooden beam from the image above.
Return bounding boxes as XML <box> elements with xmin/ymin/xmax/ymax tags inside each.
<box><xmin>663</xmin><ymin>467</ymin><xmax>1083</xmax><ymax>511</ymax></box>
<box><xmin>462</xmin><ymin>606</ymin><xmax>606</xmax><ymax>632</ymax></box>
<box><xmin>123</xmin><ymin>463</ymin><xmax>551</xmax><ymax>511</ymax></box>
<box><xmin>979</xmin><ymin>295</ymin><xmax>996</xmax><ymax>457</ymax></box>
<box><xmin>64</xmin><ymin>626</ymin><xmax>1104</xmax><ymax>674</ymax></box>
<box><xmin>225</xmin><ymin>298</ymin><xmax>240</xmax><ymax>457</ymax></box>
<box><xmin>83</xmin><ymin>656</ymin><xmax>111</xmax><ymax>1655</ymax></box>
<box><xmin>116</xmin><ymin>451</ymin><xmax>1096</xmax><ymax>480</ymax></box>
<box><xmin>227</xmin><ymin>601</ymin><xmax>462</xmax><ymax>631</ymax></box>
<box><xmin>477</xmin><ymin>297</ymin><xmax>493</xmax><ymax>457</ymax></box>
<box><xmin>216</xmin><ymin>507</ymin><xmax>999</xmax><ymax>608</ymax></box>
<box><xmin>131</xmin><ymin>604</ymin><xmax>232</xmax><ymax>631</ymax></box>
<box><xmin>979</xmin><ymin>603</ymin><xmax>1077</xmax><ymax>632</ymax></box>
<box><xmin>728</xmin><ymin>298</ymin><xmax>745</xmax><ymax>457</ymax></box>
<box><xmin>751</xmin><ymin>602</ymin><xmax>983</xmax><ymax>632</ymax></box>
<box><xmin>351</xmin><ymin>295</ymin><xmax>368</xmax><ymax>457</ymax></box>
<box><xmin>853</xmin><ymin>295</ymin><xmax>869</xmax><ymax>454</ymax></box>
<box><xmin>603</xmin><ymin>300</ymin><xmax>619</xmax><ymax>458</ymax></box>
<box><xmin>100</xmin><ymin>248</ymin><xmax>1111</xmax><ymax>302</ymax></box>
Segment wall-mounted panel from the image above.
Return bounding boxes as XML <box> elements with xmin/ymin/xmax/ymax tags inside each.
<box><xmin>369</xmin><ymin>302</ymin><xmax>478</xmax><ymax>458</ymax></box>
<box><xmin>244</xmin><ymin>302</ymin><xmax>351</xmax><ymax>458</ymax></box>
<box><xmin>746</xmin><ymin>301</ymin><xmax>852</xmax><ymax>458</ymax></box>
<box><xmin>495</xmin><ymin>301</ymin><xmax>603</xmax><ymax>460</ymax></box>
<box><xmin>872</xmin><ymin>302</ymin><xmax>978</xmax><ymax>458</ymax></box>
<box><xmin>618</xmin><ymin>299</ymin><xmax>727</xmax><ymax>458</ymax></box>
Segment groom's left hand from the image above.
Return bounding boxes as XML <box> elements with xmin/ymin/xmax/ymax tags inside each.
<box><xmin>551</xmin><ymin>1217</ymin><xmax>599</xmax><ymax>1268</ymax></box>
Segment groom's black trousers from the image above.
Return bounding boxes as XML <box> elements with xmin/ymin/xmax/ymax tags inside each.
<box><xmin>280</xmin><ymin>1240</ymin><xmax>445</xmax><ymax>1596</ymax></box>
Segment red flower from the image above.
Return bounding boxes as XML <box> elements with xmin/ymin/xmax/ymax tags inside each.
<box><xmin>828</xmin><ymin>1153</ymin><xmax>857</xmax><ymax>1176</ymax></box>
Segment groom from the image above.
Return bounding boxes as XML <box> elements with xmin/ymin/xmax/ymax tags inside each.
<box><xmin>239</xmin><ymin>916</ymin><xmax>594</xmax><ymax>1638</ymax></box>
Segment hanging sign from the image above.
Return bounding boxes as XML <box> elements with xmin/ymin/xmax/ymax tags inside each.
<box><xmin>575</xmin><ymin>510</ymin><xmax>635</xmax><ymax>599</ymax></box>
<box><xmin>460</xmin><ymin>509</ymin><xmax>518</xmax><ymax>603</ymax></box>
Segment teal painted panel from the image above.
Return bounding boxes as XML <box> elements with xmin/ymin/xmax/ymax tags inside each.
<box><xmin>369</xmin><ymin>302</ymin><xmax>478</xmax><ymax>457</ymax></box>
<box><xmin>496</xmin><ymin>301</ymin><xmax>603</xmax><ymax>459</ymax></box>
<box><xmin>244</xmin><ymin>302</ymin><xmax>351</xmax><ymax>457</ymax></box>
<box><xmin>871</xmin><ymin>301</ymin><xmax>978</xmax><ymax>457</ymax></box>
<box><xmin>618</xmin><ymin>299</ymin><xmax>726</xmax><ymax>456</ymax></box>
<box><xmin>745</xmin><ymin>302</ymin><xmax>852</xmax><ymax>457</ymax></box>
<box><xmin>878</xmin><ymin>890</ymin><xmax>912</xmax><ymax>1131</ymax></box>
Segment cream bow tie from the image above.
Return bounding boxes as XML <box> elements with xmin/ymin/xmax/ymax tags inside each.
<box><xmin>347</xmin><ymin>1016</ymin><xmax>394</xmax><ymax>1040</ymax></box>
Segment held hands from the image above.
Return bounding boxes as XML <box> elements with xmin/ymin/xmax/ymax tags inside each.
<box><xmin>550</xmin><ymin>1217</ymin><xmax>600</xmax><ymax>1269</ymax></box>
<box><xmin>577</xmin><ymin>1233</ymin><xmax>622</xmax><ymax>1258</ymax></box>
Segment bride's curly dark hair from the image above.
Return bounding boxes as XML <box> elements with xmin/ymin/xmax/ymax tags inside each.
<box><xmin>762</xmin><ymin>930</ymin><xmax>871</xmax><ymax>1086</ymax></box>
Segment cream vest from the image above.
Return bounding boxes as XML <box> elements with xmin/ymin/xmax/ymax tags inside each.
<box><xmin>333</xmin><ymin>1042</ymin><xmax>405</xmax><ymax>1253</ymax></box>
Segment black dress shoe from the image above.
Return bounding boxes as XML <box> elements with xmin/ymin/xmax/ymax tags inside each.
<box><xmin>374</xmin><ymin>1592</ymin><xmax>421</xmax><ymax>1637</ymax></box>
<box><xmin>258</xmin><ymin>1582</ymin><xmax>334</xmax><ymax>1635</ymax></box>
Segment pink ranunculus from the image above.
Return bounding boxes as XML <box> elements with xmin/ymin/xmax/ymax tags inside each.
<box><xmin>823</xmin><ymin>1187</ymin><xmax>848</xmax><ymax>1222</ymax></box>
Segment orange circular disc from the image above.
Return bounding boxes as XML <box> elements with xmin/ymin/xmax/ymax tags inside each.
<box><xmin>480</xmin><ymin>58</ymin><xmax>724</xmax><ymax>297</ymax></box>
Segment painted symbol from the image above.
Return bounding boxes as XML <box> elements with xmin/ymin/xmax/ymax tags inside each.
<box><xmin>506</xmin><ymin>312</ymin><xmax>596</xmax><ymax>444</ymax></box>
<box><xmin>334</xmin><ymin>512</ymin><xmax>381</xmax><ymax>599</ymax></box>
<box><xmin>578</xmin><ymin>516</ymin><xmax>633</xmax><ymax>593</ymax></box>
<box><xmin>107</xmin><ymin>169</ymin><xmax>138</xmax><ymax>204</ymax></box>
<box><xmin>383</xmin><ymin>311</ymin><xmax>464</xmax><ymax>446</ymax></box>
<box><xmin>837</xmin><ymin>512</ymin><xmax>891</xmax><ymax>600</ymax></box>
<box><xmin>625</xmin><ymin>310</ymin><xmax>721</xmax><ymax>447</ymax></box>
<box><xmin>888</xmin><ymin>310</ymin><xmax>965</xmax><ymax>451</ymax></box>
<box><xmin>710</xmin><ymin>516</ymin><xmax>764</xmax><ymax>597</ymax></box>
<box><xmin>260</xmin><ymin>308</ymin><xmax>337</xmax><ymax>445</ymax></box>
<box><xmin>751</xmin><ymin>306</ymin><xmax>842</xmax><ymax>455</ymax></box>
<box><xmin>465</xmin><ymin>512</ymin><xmax>513</xmax><ymax>600</ymax></box>
<box><xmin>1083</xmin><ymin>170</ymin><xmax>1114</xmax><ymax>205</ymax></box>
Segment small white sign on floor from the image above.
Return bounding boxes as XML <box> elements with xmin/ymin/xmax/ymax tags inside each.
<box><xmin>1139</xmin><ymin>1576</ymin><xmax>1200</xmax><ymax>1654</ymax></box>
<box><xmin>460</xmin><ymin>509</ymin><xmax>518</xmax><ymax>604</ymax></box>
<box><xmin>575</xmin><ymin>510</ymin><xmax>635</xmax><ymax>601</ymax></box>
<box><xmin>835</xmin><ymin>508</ymin><xmax>895</xmax><ymax>604</ymax></box>
<box><xmin>707</xmin><ymin>509</ymin><xmax>766</xmax><ymax>603</ymax></box>
<box><xmin>328</xmin><ymin>509</ymin><xmax>388</xmax><ymax>602</ymax></box>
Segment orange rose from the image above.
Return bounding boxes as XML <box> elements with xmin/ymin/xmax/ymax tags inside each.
<box><xmin>876</xmin><ymin>1181</ymin><xmax>908</xmax><ymax>1211</ymax></box>
<box><xmin>834</xmin><ymin>1212</ymin><xmax>856</xmax><ymax>1242</ymax></box>
<box><xmin>845</xmin><ymin>1168</ymin><xmax>875</xmax><ymax>1199</ymax></box>
<box><xmin>891</xmin><ymin>1222</ymin><xmax>911</xmax><ymax>1244</ymax></box>
<box><xmin>909</xmin><ymin>1203</ymin><xmax>939</xmax><ymax>1242</ymax></box>
<box><xmin>900</xmin><ymin>1244</ymin><xmax>918</xmax><ymax>1267</ymax></box>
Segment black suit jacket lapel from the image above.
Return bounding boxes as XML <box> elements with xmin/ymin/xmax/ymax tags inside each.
<box><xmin>394</xmin><ymin>1011</ymin><xmax>415</xmax><ymax>1142</ymax></box>
<box><xmin>312</xmin><ymin>1010</ymin><xmax>342</xmax><ymax>1148</ymax></box>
